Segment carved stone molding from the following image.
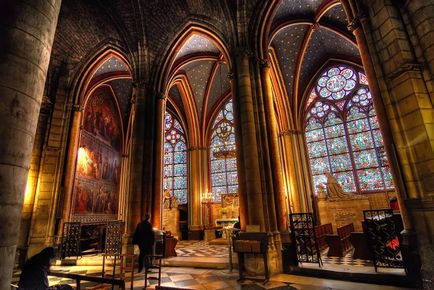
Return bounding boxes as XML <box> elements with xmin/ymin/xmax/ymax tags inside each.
<box><xmin>279</xmin><ymin>129</ymin><xmax>301</xmax><ymax>137</ymax></box>
<box><xmin>387</xmin><ymin>63</ymin><xmax>423</xmax><ymax>82</ymax></box>
<box><xmin>259</xmin><ymin>58</ymin><xmax>271</xmax><ymax>69</ymax></box>
<box><xmin>72</xmin><ymin>104</ymin><xmax>84</xmax><ymax>112</ymax></box>
<box><xmin>347</xmin><ymin>11</ymin><xmax>368</xmax><ymax>33</ymax></box>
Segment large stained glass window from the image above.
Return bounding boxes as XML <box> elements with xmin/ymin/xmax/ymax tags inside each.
<box><xmin>210</xmin><ymin>99</ymin><xmax>238</xmax><ymax>201</ymax></box>
<box><xmin>164</xmin><ymin>112</ymin><xmax>187</xmax><ymax>204</ymax></box>
<box><xmin>305</xmin><ymin>65</ymin><xmax>394</xmax><ymax>194</ymax></box>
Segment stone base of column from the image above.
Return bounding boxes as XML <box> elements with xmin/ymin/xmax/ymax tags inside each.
<box><xmin>400</xmin><ymin>229</ymin><xmax>422</xmax><ymax>286</ymax></box>
<box><xmin>421</xmin><ymin>270</ymin><xmax>434</xmax><ymax>290</ymax></box>
<box><xmin>241</xmin><ymin>246</ymin><xmax>282</xmax><ymax>278</ymax></box>
<box><xmin>188</xmin><ymin>225</ymin><xmax>203</xmax><ymax>240</ymax></box>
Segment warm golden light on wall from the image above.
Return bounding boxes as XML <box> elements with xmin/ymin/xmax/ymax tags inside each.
<box><xmin>24</xmin><ymin>176</ymin><xmax>35</xmax><ymax>204</ymax></box>
<box><xmin>77</xmin><ymin>146</ymin><xmax>92</xmax><ymax>176</ymax></box>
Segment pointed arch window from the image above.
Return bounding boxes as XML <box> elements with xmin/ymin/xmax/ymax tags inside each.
<box><xmin>305</xmin><ymin>65</ymin><xmax>394</xmax><ymax>194</ymax></box>
<box><xmin>210</xmin><ymin>99</ymin><xmax>238</xmax><ymax>201</ymax></box>
<box><xmin>163</xmin><ymin>112</ymin><xmax>187</xmax><ymax>204</ymax></box>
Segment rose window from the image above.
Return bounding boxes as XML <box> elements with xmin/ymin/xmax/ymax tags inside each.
<box><xmin>316</xmin><ymin>66</ymin><xmax>357</xmax><ymax>100</ymax></box>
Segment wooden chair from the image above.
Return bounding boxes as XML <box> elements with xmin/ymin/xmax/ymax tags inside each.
<box><xmin>144</xmin><ymin>254</ymin><xmax>163</xmax><ymax>288</ymax></box>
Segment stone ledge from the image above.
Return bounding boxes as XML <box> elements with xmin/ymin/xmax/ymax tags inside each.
<box><xmin>240</xmin><ymin>280</ymin><xmax>295</xmax><ymax>290</ymax></box>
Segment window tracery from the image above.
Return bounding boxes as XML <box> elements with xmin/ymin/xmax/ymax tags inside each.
<box><xmin>305</xmin><ymin>65</ymin><xmax>394</xmax><ymax>194</ymax></box>
<box><xmin>163</xmin><ymin>112</ymin><xmax>187</xmax><ymax>204</ymax></box>
<box><xmin>210</xmin><ymin>100</ymin><xmax>238</xmax><ymax>201</ymax></box>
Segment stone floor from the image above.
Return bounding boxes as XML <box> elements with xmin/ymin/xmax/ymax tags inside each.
<box><xmin>12</xmin><ymin>265</ymin><xmax>414</xmax><ymax>290</ymax></box>
<box><xmin>11</xmin><ymin>240</ymin><xmax>412</xmax><ymax>289</ymax></box>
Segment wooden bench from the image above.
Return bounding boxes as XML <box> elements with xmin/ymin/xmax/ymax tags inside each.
<box><xmin>314</xmin><ymin>223</ymin><xmax>333</xmax><ymax>251</ymax></box>
<box><xmin>350</xmin><ymin>232</ymin><xmax>372</xmax><ymax>260</ymax></box>
<box><xmin>326</xmin><ymin>223</ymin><xmax>354</xmax><ymax>257</ymax></box>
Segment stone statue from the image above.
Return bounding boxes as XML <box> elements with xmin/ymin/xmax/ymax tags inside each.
<box><xmin>325</xmin><ymin>172</ymin><xmax>347</xmax><ymax>198</ymax></box>
<box><xmin>317</xmin><ymin>183</ymin><xmax>327</xmax><ymax>199</ymax></box>
<box><xmin>163</xmin><ymin>189</ymin><xmax>178</xmax><ymax>209</ymax></box>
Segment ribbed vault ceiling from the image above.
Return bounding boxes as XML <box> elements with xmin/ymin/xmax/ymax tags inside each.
<box><xmin>270</xmin><ymin>1</ymin><xmax>360</xmax><ymax>107</ymax></box>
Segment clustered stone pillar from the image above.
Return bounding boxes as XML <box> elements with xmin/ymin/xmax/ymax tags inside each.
<box><xmin>278</xmin><ymin>131</ymin><xmax>303</xmax><ymax>213</ymax></box>
<box><xmin>151</xmin><ymin>93</ymin><xmax>166</xmax><ymax>229</ymax></box>
<box><xmin>259</xmin><ymin>60</ymin><xmax>288</xmax><ymax>236</ymax></box>
<box><xmin>127</xmin><ymin>83</ymin><xmax>146</xmax><ymax>235</ymax></box>
<box><xmin>0</xmin><ymin>0</ymin><xmax>61</xmax><ymax>287</ymax></box>
<box><xmin>232</xmin><ymin>49</ymin><xmax>265</xmax><ymax>230</ymax></box>
<box><xmin>188</xmin><ymin>147</ymin><xmax>206</xmax><ymax>234</ymax></box>
<box><xmin>59</xmin><ymin>105</ymin><xmax>83</xmax><ymax>236</ymax></box>
<box><xmin>343</xmin><ymin>0</ymin><xmax>434</xmax><ymax>287</ymax></box>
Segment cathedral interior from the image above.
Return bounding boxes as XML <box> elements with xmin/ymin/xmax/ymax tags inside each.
<box><xmin>1</xmin><ymin>0</ymin><xmax>434</xmax><ymax>289</ymax></box>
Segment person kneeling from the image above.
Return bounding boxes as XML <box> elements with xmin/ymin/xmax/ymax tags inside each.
<box><xmin>18</xmin><ymin>247</ymin><xmax>73</xmax><ymax>290</ymax></box>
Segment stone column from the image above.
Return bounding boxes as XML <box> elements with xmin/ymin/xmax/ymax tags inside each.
<box><xmin>404</xmin><ymin>0</ymin><xmax>434</xmax><ymax>91</ymax></box>
<box><xmin>228</xmin><ymin>72</ymin><xmax>248</xmax><ymax>230</ymax></box>
<box><xmin>0</xmin><ymin>0</ymin><xmax>61</xmax><ymax>287</ymax></box>
<box><xmin>188</xmin><ymin>147</ymin><xmax>204</xmax><ymax>233</ymax></box>
<box><xmin>347</xmin><ymin>0</ymin><xmax>434</xmax><ymax>285</ymax></box>
<box><xmin>17</xmin><ymin>96</ymin><xmax>53</xmax><ymax>266</ymax></box>
<box><xmin>127</xmin><ymin>84</ymin><xmax>146</xmax><ymax>235</ymax></box>
<box><xmin>58</xmin><ymin>105</ymin><xmax>83</xmax><ymax>235</ymax></box>
<box><xmin>348</xmin><ymin>9</ymin><xmax>411</xmax><ymax>228</ymax></box>
<box><xmin>151</xmin><ymin>93</ymin><xmax>166</xmax><ymax>229</ymax></box>
<box><xmin>278</xmin><ymin>131</ymin><xmax>302</xmax><ymax>213</ymax></box>
<box><xmin>260</xmin><ymin>59</ymin><xmax>288</xmax><ymax>234</ymax></box>
<box><xmin>232</xmin><ymin>49</ymin><xmax>265</xmax><ymax>229</ymax></box>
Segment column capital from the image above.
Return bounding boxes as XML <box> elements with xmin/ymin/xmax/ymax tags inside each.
<box><xmin>132</xmin><ymin>80</ymin><xmax>146</xmax><ymax>89</ymax></box>
<box><xmin>234</xmin><ymin>47</ymin><xmax>252</xmax><ymax>58</ymax></box>
<box><xmin>347</xmin><ymin>11</ymin><xmax>368</xmax><ymax>33</ymax></box>
<box><xmin>258</xmin><ymin>58</ymin><xmax>271</xmax><ymax>69</ymax></box>
<box><xmin>187</xmin><ymin>146</ymin><xmax>207</xmax><ymax>152</ymax></box>
<box><xmin>156</xmin><ymin>91</ymin><xmax>167</xmax><ymax>100</ymax></box>
<box><xmin>72</xmin><ymin>104</ymin><xmax>84</xmax><ymax>112</ymax></box>
<box><xmin>40</xmin><ymin>96</ymin><xmax>54</xmax><ymax>114</ymax></box>
<box><xmin>279</xmin><ymin>129</ymin><xmax>302</xmax><ymax>137</ymax></box>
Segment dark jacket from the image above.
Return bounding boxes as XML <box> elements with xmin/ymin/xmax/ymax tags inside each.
<box><xmin>18</xmin><ymin>248</ymin><xmax>53</xmax><ymax>290</ymax></box>
<box><xmin>133</xmin><ymin>219</ymin><xmax>155</xmax><ymax>254</ymax></box>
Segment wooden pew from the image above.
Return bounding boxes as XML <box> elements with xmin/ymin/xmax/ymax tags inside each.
<box><xmin>326</xmin><ymin>223</ymin><xmax>354</xmax><ymax>257</ymax></box>
<box><xmin>350</xmin><ymin>231</ymin><xmax>372</xmax><ymax>260</ymax></box>
<box><xmin>314</xmin><ymin>223</ymin><xmax>333</xmax><ymax>251</ymax></box>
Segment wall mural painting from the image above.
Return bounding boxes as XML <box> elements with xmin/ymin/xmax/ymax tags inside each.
<box><xmin>73</xmin><ymin>87</ymin><xmax>122</xmax><ymax>222</ymax></box>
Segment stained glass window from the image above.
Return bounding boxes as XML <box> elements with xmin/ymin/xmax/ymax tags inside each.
<box><xmin>305</xmin><ymin>65</ymin><xmax>394</xmax><ymax>195</ymax></box>
<box><xmin>210</xmin><ymin>99</ymin><xmax>238</xmax><ymax>201</ymax></box>
<box><xmin>164</xmin><ymin>112</ymin><xmax>187</xmax><ymax>204</ymax></box>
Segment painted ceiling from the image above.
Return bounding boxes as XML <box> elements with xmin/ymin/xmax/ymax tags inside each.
<box><xmin>270</xmin><ymin>1</ymin><xmax>359</xmax><ymax>104</ymax></box>
<box><xmin>166</xmin><ymin>1</ymin><xmax>359</xmax><ymax>129</ymax></box>
<box><xmin>107</xmin><ymin>78</ymin><xmax>132</xmax><ymax>131</ymax></box>
<box><xmin>176</xmin><ymin>34</ymin><xmax>219</xmax><ymax>61</ymax></box>
<box><xmin>87</xmin><ymin>56</ymin><xmax>133</xmax><ymax>133</ymax></box>
<box><xmin>93</xmin><ymin>56</ymin><xmax>129</xmax><ymax>78</ymax></box>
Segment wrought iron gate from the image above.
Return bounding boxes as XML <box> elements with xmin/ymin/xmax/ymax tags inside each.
<box><xmin>61</xmin><ymin>222</ymin><xmax>81</xmax><ymax>259</ymax></box>
<box><xmin>289</xmin><ymin>213</ymin><xmax>321</xmax><ymax>265</ymax></box>
<box><xmin>105</xmin><ymin>220</ymin><xmax>124</xmax><ymax>256</ymax></box>
<box><xmin>363</xmin><ymin>209</ymin><xmax>404</xmax><ymax>271</ymax></box>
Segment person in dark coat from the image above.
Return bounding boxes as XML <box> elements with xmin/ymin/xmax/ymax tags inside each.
<box><xmin>18</xmin><ymin>247</ymin><xmax>72</xmax><ymax>290</ymax></box>
<box><xmin>133</xmin><ymin>213</ymin><xmax>155</xmax><ymax>272</ymax></box>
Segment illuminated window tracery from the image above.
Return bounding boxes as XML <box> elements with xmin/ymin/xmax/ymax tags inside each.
<box><xmin>210</xmin><ymin>100</ymin><xmax>238</xmax><ymax>201</ymax></box>
<box><xmin>305</xmin><ymin>65</ymin><xmax>394</xmax><ymax>194</ymax></box>
<box><xmin>163</xmin><ymin>112</ymin><xmax>187</xmax><ymax>204</ymax></box>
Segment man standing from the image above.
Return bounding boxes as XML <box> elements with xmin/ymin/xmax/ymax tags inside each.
<box><xmin>133</xmin><ymin>213</ymin><xmax>155</xmax><ymax>272</ymax></box>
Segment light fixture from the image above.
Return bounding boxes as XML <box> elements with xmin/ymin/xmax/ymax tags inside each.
<box><xmin>212</xmin><ymin>60</ymin><xmax>236</xmax><ymax>160</ymax></box>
